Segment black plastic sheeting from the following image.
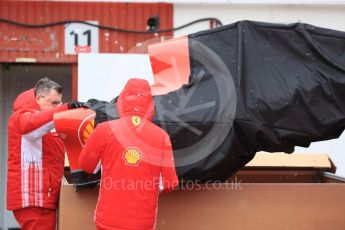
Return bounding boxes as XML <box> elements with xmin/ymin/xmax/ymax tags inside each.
<box><xmin>88</xmin><ymin>20</ymin><xmax>345</xmax><ymax>182</ymax></box>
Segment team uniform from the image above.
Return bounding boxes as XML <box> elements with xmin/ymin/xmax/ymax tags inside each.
<box><xmin>79</xmin><ymin>79</ymin><xmax>179</xmax><ymax>230</ymax></box>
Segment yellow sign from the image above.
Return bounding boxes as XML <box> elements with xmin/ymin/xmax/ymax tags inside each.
<box><xmin>80</xmin><ymin>119</ymin><xmax>95</xmax><ymax>145</ymax></box>
<box><xmin>123</xmin><ymin>148</ymin><xmax>142</xmax><ymax>166</ymax></box>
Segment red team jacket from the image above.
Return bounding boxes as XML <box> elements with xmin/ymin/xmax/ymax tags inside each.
<box><xmin>7</xmin><ymin>89</ymin><xmax>68</xmax><ymax>210</ymax></box>
<box><xmin>79</xmin><ymin>79</ymin><xmax>179</xmax><ymax>230</ymax></box>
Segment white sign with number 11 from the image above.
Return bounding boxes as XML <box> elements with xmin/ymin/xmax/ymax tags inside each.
<box><xmin>64</xmin><ymin>21</ymin><xmax>99</xmax><ymax>55</ymax></box>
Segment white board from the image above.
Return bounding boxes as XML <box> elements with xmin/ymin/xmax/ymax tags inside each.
<box><xmin>78</xmin><ymin>53</ymin><xmax>154</xmax><ymax>102</ymax></box>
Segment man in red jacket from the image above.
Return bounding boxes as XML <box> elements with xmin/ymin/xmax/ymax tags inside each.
<box><xmin>79</xmin><ymin>78</ymin><xmax>179</xmax><ymax>230</ymax></box>
<box><xmin>7</xmin><ymin>77</ymin><xmax>87</xmax><ymax>230</ymax></box>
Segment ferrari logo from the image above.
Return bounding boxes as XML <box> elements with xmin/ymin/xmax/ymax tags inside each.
<box><xmin>132</xmin><ymin>116</ymin><xmax>141</xmax><ymax>126</ymax></box>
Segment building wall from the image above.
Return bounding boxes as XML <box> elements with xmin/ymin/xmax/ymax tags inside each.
<box><xmin>0</xmin><ymin>1</ymin><xmax>173</xmax><ymax>63</ymax></box>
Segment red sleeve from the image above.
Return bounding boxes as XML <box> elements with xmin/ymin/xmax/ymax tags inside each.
<box><xmin>16</xmin><ymin>103</ymin><xmax>68</xmax><ymax>135</ymax></box>
<box><xmin>79</xmin><ymin>124</ymin><xmax>105</xmax><ymax>174</ymax></box>
<box><xmin>160</xmin><ymin>132</ymin><xmax>179</xmax><ymax>192</ymax></box>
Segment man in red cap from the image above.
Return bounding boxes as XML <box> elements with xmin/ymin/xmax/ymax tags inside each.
<box><xmin>79</xmin><ymin>78</ymin><xmax>179</xmax><ymax>230</ymax></box>
<box><xmin>7</xmin><ymin>77</ymin><xmax>87</xmax><ymax>230</ymax></box>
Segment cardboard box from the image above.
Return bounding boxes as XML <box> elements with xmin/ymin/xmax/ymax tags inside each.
<box><xmin>245</xmin><ymin>152</ymin><xmax>336</xmax><ymax>172</ymax></box>
<box><xmin>58</xmin><ymin>153</ymin><xmax>345</xmax><ymax>230</ymax></box>
<box><xmin>58</xmin><ymin>183</ymin><xmax>345</xmax><ymax>230</ymax></box>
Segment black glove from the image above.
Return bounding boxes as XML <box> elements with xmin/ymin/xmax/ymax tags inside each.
<box><xmin>68</xmin><ymin>101</ymin><xmax>89</xmax><ymax>109</ymax></box>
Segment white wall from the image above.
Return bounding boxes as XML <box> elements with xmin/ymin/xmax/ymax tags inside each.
<box><xmin>174</xmin><ymin>3</ymin><xmax>345</xmax><ymax>177</ymax></box>
<box><xmin>173</xmin><ymin>4</ymin><xmax>345</xmax><ymax>37</ymax></box>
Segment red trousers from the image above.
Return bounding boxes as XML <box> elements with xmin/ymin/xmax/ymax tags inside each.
<box><xmin>13</xmin><ymin>207</ymin><xmax>56</xmax><ymax>230</ymax></box>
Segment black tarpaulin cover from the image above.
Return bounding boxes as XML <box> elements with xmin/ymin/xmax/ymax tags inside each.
<box><xmin>89</xmin><ymin>20</ymin><xmax>345</xmax><ymax>182</ymax></box>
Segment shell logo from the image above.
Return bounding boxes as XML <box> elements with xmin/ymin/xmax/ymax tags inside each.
<box><xmin>78</xmin><ymin>115</ymin><xmax>95</xmax><ymax>146</ymax></box>
<box><xmin>123</xmin><ymin>148</ymin><xmax>142</xmax><ymax>166</ymax></box>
